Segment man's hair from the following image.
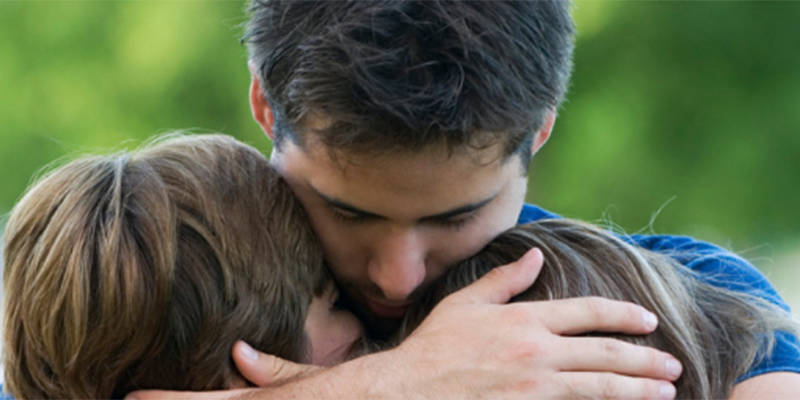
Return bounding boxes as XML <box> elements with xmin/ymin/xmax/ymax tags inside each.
<box><xmin>3</xmin><ymin>134</ymin><xmax>326</xmax><ymax>399</ymax></box>
<box><xmin>243</xmin><ymin>0</ymin><xmax>575</xmax><ymax>163</ymax></box>
<box><xmin>398</xmin><ymin>219</ymin><xmax>800</xmax><ymax>399</ymax></box>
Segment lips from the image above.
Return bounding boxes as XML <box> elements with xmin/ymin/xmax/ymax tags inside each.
<box><xmin>366</xmin><ymin>299</ymin><xmax>410</xmax><ymax>319</ymax></box>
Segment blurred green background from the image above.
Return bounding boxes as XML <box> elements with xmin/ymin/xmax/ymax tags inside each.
<box><xmin>1</xmin><ymin>1</ymin><xmax>798</xmax><ymax>307</ymax></box>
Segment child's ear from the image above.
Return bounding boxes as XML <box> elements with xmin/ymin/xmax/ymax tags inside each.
<box><xmin>226</xmin><ymin>370</ymin><xmax>251</xmax><ymax>389</ymax></box>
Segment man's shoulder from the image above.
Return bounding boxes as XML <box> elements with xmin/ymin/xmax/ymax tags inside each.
<box><xmin>517</xmin><ymin>203</ymin><xmax>560</xmax><ymax>224</ymax></box>
<box><xmin>519</xmin><ymin>204</ymin><xmax>781</xmax><ymax>298</ymax></box>
<box><xmin>0</xmin><ymin>385</ymin><xmax>12</xmax><ymax>400</ymax></box>
<box><xmin>518</xmin><ymin>203</ymin><xmax>800</xmax><ymax>379</ymax></box>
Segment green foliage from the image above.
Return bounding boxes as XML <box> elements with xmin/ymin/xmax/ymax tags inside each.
<box><xmin>1</xmin><ymin>1</ymin><xmax>799</xmax><ymax>253</ymax></box>
<box><xmin>0</xmin><ymin>1</ymin><xmax>260</xmax><ymax>217</ymax></box>
<box><xmin>531</xmin><ymin>1</ymin><xmax>800</xmax><ymax>250</ymax></box>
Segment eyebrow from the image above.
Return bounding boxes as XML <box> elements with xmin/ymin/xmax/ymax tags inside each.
<box><xmin>314</xmin><ymin>188</ymin><xmax>497</xmax><ymax>222</ymax></box>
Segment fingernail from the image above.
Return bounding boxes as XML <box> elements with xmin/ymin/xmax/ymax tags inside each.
<box><xmin>660</xmin><ymin>383</ymin><xmax>676</xmax><ymax>399</ymax></box>
<box><xmin>643</xmin><ymin>310</ymin><xmax>658</xmax><ymax>330</ymax></box>
<box><xmin>239</xmin><ymin>341</ymin><xmax>259</xmax><ymax>361</ymax></box>
<box><xmin>666</xmin><ymin>358</ymin><xmax>682</xmax><ymax>379</ymax></box>
<box><xmin>521</xmin><ymin>247</ymin><xmax>541</xmax><ymax>263</ymax></box>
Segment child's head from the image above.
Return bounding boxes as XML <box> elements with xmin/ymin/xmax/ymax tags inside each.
<box><xmin>3</xmin><ymin>134</ymin><xmax>362</xmax><ymax>399</ymax></box>
<box><xmin>399</xmin><ymin>218</ymin><xmax>799</xmax><ymax>399</ymax></box>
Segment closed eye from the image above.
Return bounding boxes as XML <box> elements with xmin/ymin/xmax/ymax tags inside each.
<box><xmin>425</xmin><ymin>212</ymin><xmax>478</xmax><ymax>231</ymax></box>
<box><xmin>328</xmin><ymin>206</ymin><xmax>377</xmax><ymax>225</ymax></box>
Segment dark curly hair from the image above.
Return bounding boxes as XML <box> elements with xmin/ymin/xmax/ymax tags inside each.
<box><xmin>244</xmin><ymin>0</ymin><xmax>575</xmax><ymax>163</ymax></box>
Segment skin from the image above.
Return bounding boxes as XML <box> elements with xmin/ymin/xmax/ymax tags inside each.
<box><xmin>227</xmin><ymin>286</ymin><xmax>363</xmax><ymax>389</ymax></box>
<box><xmin>247</xmin><ymin>77</ymin><xmax>684</xmax><ymax>397</ymax></box>
<box><xmin>270</xmin><ymin>133</ymin><xmax>527</xmax><ymax>338</ymax></box>
<box><xmin>304</xmin><ymin>283</ymin><xmax>364</xmax><ymax>366</ymax></box>
<box><xmin>124</xmin><ymin>70</ymin><xmax>800</xmax><ymax>399</ymax></box>
<box><xmin>730</xmin><ymin>372</ymin><xmax>800</xmax><ymax>399</ymax></box>
<box><xmin>129</xmin><ymin>253</ymin><xmax>684</xmax><ymax>399</ymax></box>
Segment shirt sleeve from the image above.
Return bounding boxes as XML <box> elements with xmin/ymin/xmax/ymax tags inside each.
<box><xmin>0</xmin><ymin>384</ymin><xmax>13</xmax><ymax>400</ymax></box>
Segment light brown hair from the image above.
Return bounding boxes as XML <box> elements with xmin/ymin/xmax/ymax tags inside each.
<box><xmin>399</xmin><ymin>218</ymin><xmax>799</xmax><ymax>399</ymax></box>
<box><xmin>3</xmin><ymin>134</ymin><xmax>326</xmax><ymax>399</ymax></box>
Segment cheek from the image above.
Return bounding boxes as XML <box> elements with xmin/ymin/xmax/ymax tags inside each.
<box><xmin>315</xmin><ymin>311</ymin><xmax>364</xmax><ymax>366</ymax></box>
<box><xmin>305</xmin><ymin>214</ymin><xmax>391</xmax><ymax>288</ymax></box>
<box><xmin>430</xmin><ymin>214</ymin><xmax>515</xmax><ymax>265</ymax></box>
<box><xmin>318</xmin><ymin>233</ymin><xmax>365</xmax><ymax>282</ymax></box>
<box><xmin>422</xmin><ymin>200</ymin><xmax>523</xmax><ymax>282</ymax></box>
<box><xmin>301</xmin><ymin>208</ymin><xmax>366</xmax><ymax>273</ymax></box>
<box><xmin>335</xmin><ymin>310</ymin><xmax>364</xmax><ymax>345</ymax></box>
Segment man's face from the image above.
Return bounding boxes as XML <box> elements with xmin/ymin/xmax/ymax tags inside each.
<box><xmin>271</xmin><ymin>137</ymin><xmax>528</xmax><ymax>337</ymax></box>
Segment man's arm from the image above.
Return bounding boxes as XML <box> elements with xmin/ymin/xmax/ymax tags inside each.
<box><xmin>731</xmin><ymin>373</ymin><xmax>800</xmax><ymax>399</ymax></box>
<box><xmin>627</xmin><ymin>233</ymin><xmax>800</xmax><ymax>399</ymax></box>
<box><xmin>127</xmin><ymin>249</ymin><xmax>681</xmax><ymax>400</ymax></box>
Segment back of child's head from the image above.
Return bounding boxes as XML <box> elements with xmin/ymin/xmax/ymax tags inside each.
<box><xmin>399</xmin><ymin>218</ymin><xmax>799</xmax><ymax>399</ymax></box>
<box><xmin>3</xmin><ymin>134</ymin><xmax>326</xmax><ymax>399</ymax></box>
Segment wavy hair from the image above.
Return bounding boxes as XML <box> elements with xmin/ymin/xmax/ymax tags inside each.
<box><xmin>3</xmin><ymin>134</ymin><xmax>326</xmax><ymax>399</ymax></box>
<box><xmin>398</xmin><ymin>219</ymin><xmax>799</xmax><ymax>399</ymax></box>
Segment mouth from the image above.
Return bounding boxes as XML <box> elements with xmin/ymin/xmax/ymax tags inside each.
<box><xmin>365</xmin><ymin>299</ymin><xmax>410</xmax><ymax>319</ymax></box>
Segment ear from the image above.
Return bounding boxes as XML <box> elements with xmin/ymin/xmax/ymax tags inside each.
<box><xmin>531</xmin><ymin>110</ymin><xmax>556</xmax><ymax>156</ymax></box>
<box><xmin>249</xmin><ymin>61</ymin><xmax>275</xmax><ymax>140</ymax></box>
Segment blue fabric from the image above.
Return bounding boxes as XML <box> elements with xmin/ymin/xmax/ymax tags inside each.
<box><xmin>518</xmin><ymin>203</ymin><xmax>800</xmax><ymax>381</ymax></box>
<box><xmin>2</xmin><ymin>205</ymin><xmax>796</xmax><ymax>400</ymax></box>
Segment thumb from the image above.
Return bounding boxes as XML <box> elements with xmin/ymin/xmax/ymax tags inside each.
<box><xmin>125</xmin><ymin>389</ymin><xmax>249</xmax><ymax>400</ymax></box>
<box><xmin>450</xmin><ymin>247</ymin><xmax>544</xmax><ymax>305</ymax></box>
<box><xmin>232</xmin><ymin>341</ymin><xmax>321</xmax><ymax>387</ymax></box>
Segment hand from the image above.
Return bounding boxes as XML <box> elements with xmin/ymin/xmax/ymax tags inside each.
<box><xmin>232</xmin><ymin>340</ymin><xmax>322</xmax><ymax>386</ymax></box>
<box><xmin>125</xmin><ymin>388</ymin><xmax>257</xmax><ymax>400</ymax></box>
<box><xmin>125</xmin><ymin>342</ymin><xmax>322</xmax><ymax>400</ymax></box>
<box><xmin>127</xmin><ymin>248</ymin><xmax>683</xmax><ymax>399</ymax></box>
<box><xmin>233</xmin><ymin>248</ymin><xmax>682</xmax><ymax>399</ymax></box>
<box><xmin>372</xmin><ymin>247</ymin><xmax>683</xmax><ymax>399</ymax></box>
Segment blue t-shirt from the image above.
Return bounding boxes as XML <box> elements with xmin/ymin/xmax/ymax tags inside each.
<box><xmin>518</xmin><ymin>203</ymin><xmax>800</xmax><ymax>381</ymax></box>
<box><xmin>2</xmin><ymin>204</ymin><xmax>796</xmax><ymax>398</ymax></box>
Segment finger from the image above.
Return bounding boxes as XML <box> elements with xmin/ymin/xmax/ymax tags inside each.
<box><xmin>536</xmin><ymin>296</ymin><xmax>660</xmax><ymax>335</ymax></box>
<box><xmin>124</xmin><ymin>388</ymin><xmax>254</xmax><ymax>400</ymax></box>
<box><xmin>232</xmin><ymin>341</ymin><xmax>321</xmax><ymax>387</ymax></box>
<box><xmin>449</xmin><ymin>247</ymin><xmax>544</xmax><ymax>305</ymax></box>
<box><xmin>559</xmin><ymin>372</ymin><xmax>677</xmax><ymax>400</ymax></box>
<box><xmin>558</xmin><ymin>337</ymin><xmax>682</xmax><ymax>382</ymax></box>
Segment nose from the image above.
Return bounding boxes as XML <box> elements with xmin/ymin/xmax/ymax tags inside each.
<box><xmin>367</xmin><ymin>227</ymin><xmax>427</xmax><ymax>302</ymax></box>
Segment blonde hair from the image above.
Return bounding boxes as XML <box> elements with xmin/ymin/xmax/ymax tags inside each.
<box><xmin>3</xmin><ymin>134</ymin><xmax>326</xmax><ymax>399</ymax></box>
<box><xmin>400</xmin><ymin>218</ymin><xmax>799</xmax><ymax>399</ymax></box>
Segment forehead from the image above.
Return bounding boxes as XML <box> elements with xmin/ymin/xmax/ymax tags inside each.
<box><xmin>272</xmin><ymin>137</ymin><xmax>523</xmax><ymax>219</ymax></box>
<box><xmin>291</xmin><ymin>113</ymin><xmax>522</xmax><ymax>167</ymax></box>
